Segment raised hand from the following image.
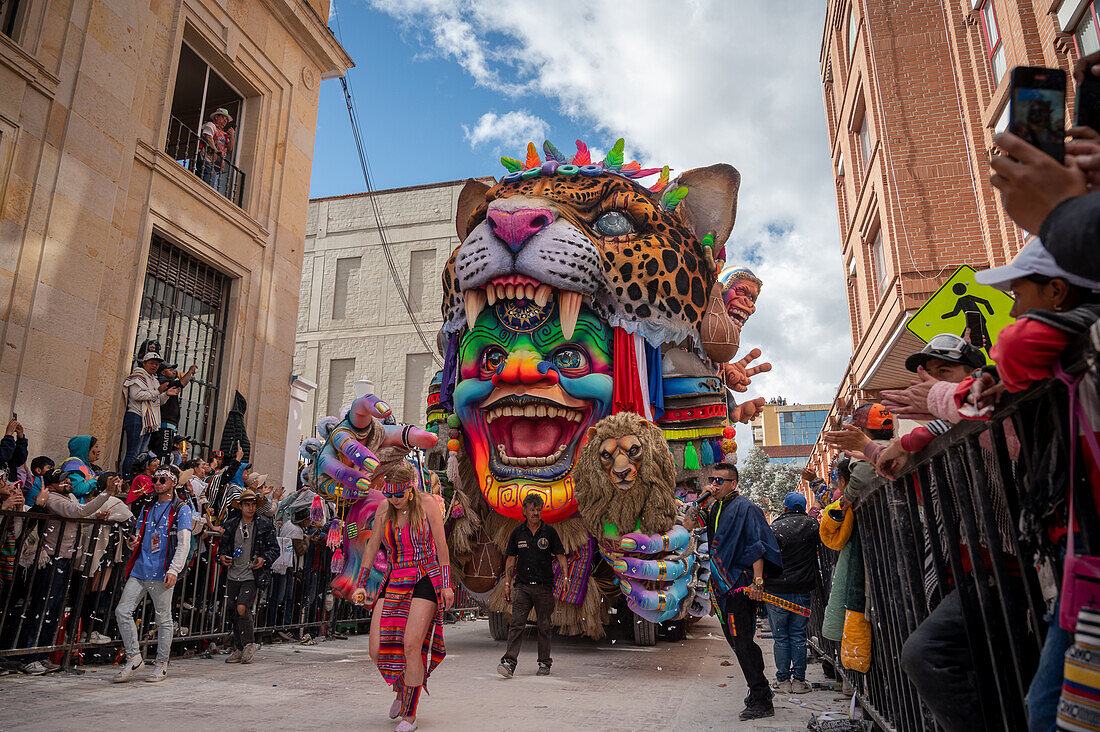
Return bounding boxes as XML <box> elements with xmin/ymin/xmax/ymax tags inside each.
<box><xmin>880</xmin><ymin>367</ymin><xmax>937</xmax><ymax>419</ymax></box>
<box><xmin>719</xmin><ymin>348</ymin><xmax>772</xmax><ymax>393</ymax></box>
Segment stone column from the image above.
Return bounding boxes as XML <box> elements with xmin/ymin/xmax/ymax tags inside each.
<box><xmin>282</xmin><ymin>375</ymin><xmax>318</xmax><ymax>491</ymax></box>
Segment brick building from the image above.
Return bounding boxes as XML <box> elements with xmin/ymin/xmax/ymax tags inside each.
<box><xmin>0</xmin><ymin>0</ymin><xmax>352</xmax><ymax>469</ymax></box>
<box><xmin>807</xmin><ymin>0</ymin><xmax>1096</xmax><ymax>476</ymax></box>
<box><xmin>295</xmin><ymin>178</ymin><xmax>495</xmax><ymax>433</ymax></box>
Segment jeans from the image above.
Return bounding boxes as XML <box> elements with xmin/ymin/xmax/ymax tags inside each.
<box><xmin>1027</xmin><ymin>599</ymin><xmax>1072</xmax><ymax>732</ymax></box>
<box><xmin>503</xmin><ymin>583</ymin><xmax>555</xmax><ymax>666</ymax></box>
<box><xmin>765</xmin><ymin>591</ymin><xmax>811</xmax><ymax>681</ymax></box>
<box><xmin>115</xmin><ymin>576</ymin><xmax>174</xmax><ymax>663</ymax></box>
<box><xmin>718</xmin><ymin>591</ymin><xmax>772</xmax><ymax>705</ymax></box>
<box><xmin>19</xmin><ymin>558</ymin><xmax>72</xmax><ymax>662</ymax></box>
<box><xmin>121</xmin><ymin>412</ymin><xmax>150</xmax><ymax>477</ymax></box>
<box><xmin>900</xmin><ymin>589</ymin><xmax>985</xmax><ymax>732</ymax></box>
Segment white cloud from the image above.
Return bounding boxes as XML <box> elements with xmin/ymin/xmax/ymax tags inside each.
<box><xmin>463</xmin><ymin>110</ymin><xmax>549</xmax><ymax>149</ymax></box>
<box><xmin>372</xmin><ymin>1</ymin><xmax>852</xmax><ymax>447</ymax></box>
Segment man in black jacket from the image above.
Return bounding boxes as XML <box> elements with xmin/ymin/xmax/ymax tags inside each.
<box><xmin>765</xmin><ymin>491</ymin><xmax>820</xmax><ymax>694</ymax></box>
<box><xmin>217</xmin><ymin>488</ymin><xmax>277</xmax><ymax>664</ymax></box>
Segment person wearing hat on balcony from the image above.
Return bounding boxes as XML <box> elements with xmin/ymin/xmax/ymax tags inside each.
<box><xmin>198</xmin><ymin>107</ymin><xmax>235</xmax><ymax>194</ymax></box>
<box><xmin>121</xmin><ymin>350</ymin><xmax>178</xmax><ymax>478</ymax></box>
<box><xmin>217</xmin><ymin>487</ymin><xmax>277</xmax><ymax>664</ymax></box>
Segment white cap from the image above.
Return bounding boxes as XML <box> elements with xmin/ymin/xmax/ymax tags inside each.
<box><xmin>140</xmin><ymin>351</ymin><xmax>163</xmax><ymax>362</ymax></box>
<box><xmin>974</xmin><ymin>239</ymin><xmax>1100</xmax><ymax>291</ymax></box>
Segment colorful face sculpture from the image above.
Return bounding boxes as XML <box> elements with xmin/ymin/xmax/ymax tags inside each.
<box><xmin>441</xmin><ymin>139</ymin><xmax>742</xmax><ymax>525</ymax></box>
<box><xmin>453</xmin><ymin>299</ymin><xmax>613</xmax><ymax>522</ymax></box>
<box><xmin>718</xmin><ymin>266</ymin><xmax>763</xmax><ymax>332</ymax></box>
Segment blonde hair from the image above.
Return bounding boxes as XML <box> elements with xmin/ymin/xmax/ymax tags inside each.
<box><xmin>383</xmin><ymin>462</ymin><xmax>426</xmax><ymax>529</ymax></box>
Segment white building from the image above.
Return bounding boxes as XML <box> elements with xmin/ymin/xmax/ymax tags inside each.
<box><xmin>295</xmin><ymin>178</ymin><xmax>494</xmax><ymax>433</ymax></box>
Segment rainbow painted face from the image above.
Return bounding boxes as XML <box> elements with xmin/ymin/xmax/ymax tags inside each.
<box><xmin>453</xmin><ymin>298</ymin><xmax>612</xmax><ymax>522</ymax></box>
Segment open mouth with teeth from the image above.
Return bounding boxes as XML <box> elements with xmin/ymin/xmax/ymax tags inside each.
<box><xmin>727</xmin><ymin>307</ymin><xmax>750</xmax><ymax>328</ymax></box>
<box><xmin>484</xmin><ymin>396</ymin><xmax>588</xmax><ymax>479</ymax></box>
<box><xmin>466</xmin><ymin>275</ymin><xmax>585</xmax><ymax>339</ymax></box>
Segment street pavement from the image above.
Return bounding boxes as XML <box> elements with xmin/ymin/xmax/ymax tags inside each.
<box><xmin>0</xmin><ymin>614</ymin><xmax>853</xmax><ymax>731</ymax></box>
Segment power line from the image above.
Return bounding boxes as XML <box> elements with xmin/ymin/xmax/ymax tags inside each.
<box><xmin>332</xmin><ymin>3</ymin><xmax>444</xmax><ymax>367</ymax></box>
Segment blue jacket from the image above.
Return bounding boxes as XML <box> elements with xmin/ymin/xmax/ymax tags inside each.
<box><xmin>706</xmin><ymin>494</ymin><xmax>782</xmax><ymax>598</ymax></box>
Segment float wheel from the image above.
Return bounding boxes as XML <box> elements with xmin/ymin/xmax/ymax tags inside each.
<box><xmin>488</xmin><ymin>610</ymin><xmax>509</xmax><ymax>641</ymax></box>
<box><xmin>633</xmin><ymin>614</ymin><xmax>657</xmax><ymax>646</ymax></box>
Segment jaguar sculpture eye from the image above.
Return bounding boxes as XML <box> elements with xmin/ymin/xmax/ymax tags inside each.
<box><xmin>593</xmin><ymin>210</ymin><xmax>634</xmax><ymax>237</ymax></box>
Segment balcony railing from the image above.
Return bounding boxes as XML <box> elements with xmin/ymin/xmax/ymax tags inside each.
<box><xmin>165</xmin><ymin>115</ymin><xmax>245</xmax><ymax>207</ymax></box>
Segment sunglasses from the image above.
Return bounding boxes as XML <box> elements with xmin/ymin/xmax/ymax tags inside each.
<box><xmin>708</xmin><ymin>476</ymin><xmax>735</xmax><ymax>486</ymax></box>
<box><xmin>153</xmin><ymin>476</ymin><xmax>173</xmax><ymax>485</ymax></box>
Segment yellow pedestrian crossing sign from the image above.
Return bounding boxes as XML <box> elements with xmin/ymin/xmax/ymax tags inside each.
<box><xmin>905</xmin><ymin>265</ymin><xmax>1015</xmax><ymax>357</ymax></box>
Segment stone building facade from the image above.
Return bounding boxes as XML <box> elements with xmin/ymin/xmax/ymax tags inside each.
<box><xmin>807</xmin><ymin>0</ymin><xmax>1096</xmax><ymax>476</ymax></box>
<box><xmin>0</xmin><ymin>0</ymin><xmax>351</xmax><ymax>467</ymax></box>
<box><xmin>295</xmin><ymin>178</ymin><xmax>494</xmax><ymax>434</ymax></box>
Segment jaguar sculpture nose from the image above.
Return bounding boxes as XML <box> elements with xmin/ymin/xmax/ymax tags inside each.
<box><xmin>486</xmin><ymin>207</ymin><xmax>554</xmax><ymax>253</ymax></box>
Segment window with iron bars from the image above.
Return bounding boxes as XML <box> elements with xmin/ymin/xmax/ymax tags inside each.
<box><xmin>135</xmin><ymin>234</ymin><xmax>231</xmax><ymax>458</ymax></box>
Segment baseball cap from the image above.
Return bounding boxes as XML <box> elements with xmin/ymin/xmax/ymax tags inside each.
<box><xmin>43</xmin><ymin>469</ymin><xmax>67</xmax><ymax>486</ymax></box>
<box><xmin>156</xmin><ymin>362</ymin><xmax>178</xmax><ymax>375</ymax></box>
<box><xmin>904</xmin><ymin>334</ymin><xmax>986</xmax><ymax>372</ymax></box>
<box><xmin>1039</xmin><ymin>193</ymin><xmax>1100</xmax><ymax>282</ymax></box>
<box><xmin>784</xmin><ymin>491</ymin><xmax>807</xmax><ymax>512</ymax></box>
<box><xmin>850</xmin><ymin>403</ymin><xmax>894</xmax><ymax>431</ymax></box>
<box><xmin>140</xmin><ymin>351</ymin><xmax>163</xmax><ymax>362</ymax></box>
<box><xmin>974</xmin><ymin>238</ymin><xmax>1100</xmax><ymax>291</ymax></box>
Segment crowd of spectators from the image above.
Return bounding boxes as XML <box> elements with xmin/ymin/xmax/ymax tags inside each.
<box><xmin>809</xmin><ymin>53</ymin><xmax>1100</xmax><ymax>732</ymax></box>
<box><xmin>0</xmin><ymin>342</ymin><xmax>344</xmax><ymax>679</ymax></box>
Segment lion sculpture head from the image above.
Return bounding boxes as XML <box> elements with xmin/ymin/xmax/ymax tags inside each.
<box><xmin>573</xmin><ymin>411</ymin><xmax>678</xmax><ymax>540</ymax></box>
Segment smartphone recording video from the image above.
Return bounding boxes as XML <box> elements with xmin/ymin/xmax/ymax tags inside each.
<box><xmin>1008</xmin><ymin>66</ymin><xmax>1067</xmax><ymax>162</ymax></box>
<box><xmin>1076</xmin><ymin>67</ymin><xmax>1100</xmax><ymax>134</ymax></box>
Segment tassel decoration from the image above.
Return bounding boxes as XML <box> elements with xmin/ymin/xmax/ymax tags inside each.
<box><xmin>330</xmin><ymin>547</ymin><xmax>344</xmax><ymax>574</ymax></box>
<box><xmin>683</xmin><ymin>441</ymin><xmax>700</xmax><ymax>470</ymax></box>
<box><xmin>326</xmin><ymin>519</ymin><xmax>343</xmax><ymax>548</ymax></box>
<box><xmin>700</xmin><ymin>438</ymin><xmax>715</xmax><ymax>466</ymax></box>
<box><xmin>310</xmin><ymin>495</ymin><xmax>324</xmax><ymax>523</ymax></box>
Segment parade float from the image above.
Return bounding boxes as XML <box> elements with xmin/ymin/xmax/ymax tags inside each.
<box><xmin>301</xmin><ymin>139</ymin><xmax>768</xmax><ymax>645</ymax></box>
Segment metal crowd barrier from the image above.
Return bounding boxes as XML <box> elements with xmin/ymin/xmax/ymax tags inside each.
<box><xmin>806</xmin><ymin>338</ymin><xmax>1096</xmax><ymax>731</ymax></box>
<box><xmin>0</xmin><ymin>510</ymin><xmax>371</xmax><ymax>669</ymax></box>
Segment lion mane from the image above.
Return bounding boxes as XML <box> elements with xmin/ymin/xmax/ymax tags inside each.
<box><xmin>573</xmin><ymin>412</ymin><xmax>679</xmax><ymax>539</ymax></box>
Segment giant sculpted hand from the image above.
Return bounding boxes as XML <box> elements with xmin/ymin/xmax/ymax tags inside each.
<box><xmin>313</xmin><ymin>393</ymin><xmax>438</xmax><ymax>501</ymax></box>
<box><xmin>719</xmin><ymin>348</ymin><xmax>771</xmax><ymax>393</ymax></box>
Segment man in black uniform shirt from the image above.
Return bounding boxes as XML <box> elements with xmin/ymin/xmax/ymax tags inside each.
<box><xmin>498</xmin><ymin>493</ymin><xmax>568</xmax><ymax>678</ymax></box>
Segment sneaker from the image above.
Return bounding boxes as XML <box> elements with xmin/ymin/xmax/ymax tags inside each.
<box><xmin>771</xmin><ymin>678</ymin><xmax>792</xmax><ymax>693</ymax></box>
<box><xmin>497</xmin><ymin>659</ymin><xmax>515</xmax><ymax>678</ymax></box>
<box><xmin>112</xmin><ymin>655</ymin><xmax>144</xmax><ymax>683</ymax></box>
<box><xmin>145</xmin><ymin>661</ymin><xmax>168</xmax><ymax>682</ymax></box>
<box><xmin>789</xmin><ymin>678</ymin><xmax>812</xmax><ymax>694</ymax></box>
<box><xmin>40</xmin><ymin>659</ymin><xmax>61</xmax><ymax>671</ymax></box>
<box><xmin>536</xmin><ymin>662</ymin><xmax>551</xmax><ymax>676</ymax></box>
<box><xmin>241</xmin><ymin>643</ymin><xmax>256</xmax><ymax>664</ymax></box>
<box><xmin>395</xmin><ymin>721</ymin><xmax>418</xmax><ymax>732</ymax></box>
<box><xmin>738</xmin><ymin>703</ymin><xmax>775</xmax><ymax>721</ymax></box>
<box><xmin>89</xmin><ymin>632</ymin><xmax>112</xmax><ymax>645</ymax></box>
<box><xmin>21</xmin><ymin>661</ymin><xmax>49</xmax><ymax>676</ymax></box>
<box><xmin>277</xmin><ymin>631</ymin><xmax>294</xmax><ymax>643</ymax></box>
<box><xmin>225</xmin><ymin>649</ymin><xmax>242</xmax><ymax>664</ymax></box>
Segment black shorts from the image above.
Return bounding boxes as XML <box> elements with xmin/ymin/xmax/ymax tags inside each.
<box><xmin>412</xmin><ymin>575</ymin><xmax>436</xmax><ymax>602</ymax></box>
<box><xmin>381</xmin><ymin>575</ymin><xmax>437</xmax><ymax>602</ymax></box>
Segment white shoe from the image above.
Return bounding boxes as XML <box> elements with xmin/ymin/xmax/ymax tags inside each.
<box><xmin>21</xmin><ymin>661</ymin><xmax>48</xmax><ymax>676</ymax></box>
<box><xmin>771</xmin><ymin>678</ymin><xmax>792</xmax><ymax>693</ymax></box>
<box><xmin>241</xmin><ymin>643</ymin><xmax>256</xmax><ymax>664</ymax></box>
<box><xmin>112</xmin><ymin>655</ymin><xmax>144</xmax><ymax>683</ymax></box>
<box><xmin>789</xmin><ymin>678</ymin><xmax>812</xmax><ymax>694</ymax></box>
<box><xmin>89</xmin><ymin>632</ymin><xmax>112</xmax><ymax>644</ymax></box>
<box><xmin>395</xmin><ymin>720</ymin><xmax>418</xmax><ymax>732</ymax></box>
<box><xmin>145</xmin><ymin>661</ymin><xmax>168</xmax><ymax>682</ymax></box>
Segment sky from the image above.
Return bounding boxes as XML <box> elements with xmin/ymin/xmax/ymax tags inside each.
<box><xmin>309</xmin><ymin>1</ymin><xmax>852</xmax><ymax>457</ymax></box>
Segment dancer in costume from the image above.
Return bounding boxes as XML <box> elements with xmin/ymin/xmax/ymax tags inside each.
<box><xmin>361</xmin><ymin>462</ymin><xmax>455</xmax><ymax>732</ymax></box>
<box><xmin>685</xmin><ymin>461</ymin><xmax>781</xmax><ymax>721</ymax></box>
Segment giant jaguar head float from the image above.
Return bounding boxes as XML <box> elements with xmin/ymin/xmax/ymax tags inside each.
<box><xmin>438</xmin><ymin>139</ymin><xmax>741</xmax><ymax>523</ymax></box>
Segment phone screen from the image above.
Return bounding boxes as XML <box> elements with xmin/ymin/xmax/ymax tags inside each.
<box><xmin>1076</xmin><ymin>71</ymin><xmax>1100</xmax><ymax>134</ymax></box>
<box><xmin>1009</xmin><ymin>67</ymin><xmax>1067</xmax><ymax>162</ymax></box>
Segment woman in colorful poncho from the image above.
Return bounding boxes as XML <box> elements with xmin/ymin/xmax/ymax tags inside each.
<box><xmin>362</xmin><ymin>462</ymin><xmax>454</xmax><ymax>732</ymax></box>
